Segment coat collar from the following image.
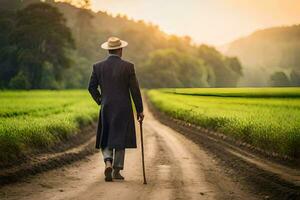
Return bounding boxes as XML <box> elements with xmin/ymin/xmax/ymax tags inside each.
<box><xmin>109</xmin><ymin>53</ymin><xmax>120</xmax><ymax>57</ymax></box>
<box><xmin>108</xmin><ymin>54</ymin><xmax>120</xmax><ymax>58</ymax></box>
<box><xmin>106</xmin><ymin>54</ymin><xmax>121</xmax><ymax>61</ymax></box>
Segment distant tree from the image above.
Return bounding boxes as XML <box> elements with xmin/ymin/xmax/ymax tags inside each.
<box><xmin>10</xmin><ymin>3</ymin><xmax>74</xmax><ymax>89</ymax></box>
<box><xmin>224</xmin><ymin>56</ymin><xmax>243</xmax><ymax>86</ymax></box>
<box><xmin>56</xmin><ymin>0</ymin><xmax>91</xmax><ymax>9</ymax></box>
<box><xmin>290</xmin><ymin>69</ymin><xmax>300</xmax><ymax>86</ymax></box>
<box><xmin>226</xmin><ymin>25</ymin><xmax>300</xmax><ymax>86</ymax></box>
<box><xmin>63</xmin><ymin>51</ymin><xmax>92</xmax><ymax>88</ymax></box>
<box><xmin>269</xmin><ymin>72</ymin><xmax>290</xmax><ymax>86</ymax></box>
<box><xmin>140</xmin><ymin>49</ymin><xmax>209</xmax><ymax>88</ymax></box>
<box><xmin>74</xmin><ymin>9</ymin><xmax>97</xmax><ymax>59</ymax></box>
<box><xmin>0</xmin><ymin>10</ymin><xmax>18</xmax><ymax>88</ymax></box>
<box><xmin>197</xmin><ymin>45</ymin><xmax>242</xmax><ymax>87</ymax></box>
<box><xmin>225</xmin><ymin>57</ymin><xmax>243</xmax><ymax>76</ymax></box>
<box><xmin>8</xmin><ymin>71</ymin><xmax>31</xmax><ymax>89</ymax></box>
<box><xmin>0</xmin><ymin>0</ymin><xmax>22</xmax><ymax>11</ymax></box>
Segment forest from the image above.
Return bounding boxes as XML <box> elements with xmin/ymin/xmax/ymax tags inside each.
<box><xmin>225</xmin><ymin>25</ymin><xmax>300</xmax><ymax>87</ymax></box>
<box><xmin>0</xmin><ymin>0</ymin><xmax>242</xmax><ymax>89</ymax></box>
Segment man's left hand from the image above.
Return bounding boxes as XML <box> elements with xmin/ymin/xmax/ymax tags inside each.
<box><xmin>137</xmin><ymin>112</ymin><xmax>144</xmax><ymax>123</ymax></box>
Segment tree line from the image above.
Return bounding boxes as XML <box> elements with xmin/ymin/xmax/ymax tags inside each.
<box><xmin>226</xmin><ymin>25</ymin><xmax>300</xmax><ymax>87</ymax></box>
<box><xmin>0</xmin><ymin>0</ymin><xmax>243</xmax><ymax>89</ymax></box>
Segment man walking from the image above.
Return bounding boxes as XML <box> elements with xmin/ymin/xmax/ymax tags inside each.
<box><xmin>88</xmin><ymin>37</ymin><xmax>144</xmax><ymax>182</ymax></box>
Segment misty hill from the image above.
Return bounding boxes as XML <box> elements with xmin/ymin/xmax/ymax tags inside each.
<box><xmin>225</xmin><ymin>25</ymin><xmax>300</xmax><ymax>86</ymax></box>
<box><xmin>0</xmin><ymin>0</ymin><xmax>242</xmax><ymax>89</ymax></box>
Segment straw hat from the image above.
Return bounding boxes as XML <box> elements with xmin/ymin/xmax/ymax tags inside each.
<box><xmin>101</xmin><ymin>37</ymin><xmax>128</xmax><ymax>50</ymax></box>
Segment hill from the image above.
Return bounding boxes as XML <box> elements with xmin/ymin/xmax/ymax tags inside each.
<box><xmin>225</xmin><ymin>25</ymin><xmax>300</xmax><ymax>86</ymax></box>
<box><xmin>0</xmin><ymin>0</ymin><xmax>242</xmax><ymax>89</ymax></box>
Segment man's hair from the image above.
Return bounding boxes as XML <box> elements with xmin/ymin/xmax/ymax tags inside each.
<box><xmin>108</xmin><ymin>48</ymin><xmax>122</xmax><ymax>54</ymax></box>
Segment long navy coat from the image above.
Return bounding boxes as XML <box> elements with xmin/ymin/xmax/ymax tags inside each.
<box><xmin>88</xmin><ymin>55</ymin><xmax>143</xmax><ymax>149</ymax></box>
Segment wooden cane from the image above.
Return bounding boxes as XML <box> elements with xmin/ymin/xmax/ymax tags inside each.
<box><xmin>139</xmin><ymin>120</ymin><xmax>147</xmax><ymax>184</ymax></box>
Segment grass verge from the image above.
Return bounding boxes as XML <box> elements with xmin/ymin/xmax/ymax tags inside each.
<box><xmin>147</xmin><ymin>88</ymin><xmax>300</xmax><ymax>157</ymax></box>
<box><xmin>0</xmin><ymin>90</ymin><xmax>98</xmax><ymax>165</ymax></box>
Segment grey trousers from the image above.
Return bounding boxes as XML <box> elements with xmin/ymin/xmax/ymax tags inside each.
<box><xmin>101</xmin><ymin>147</ymin><xmax>125</xmax><ymax>170</ymax></box>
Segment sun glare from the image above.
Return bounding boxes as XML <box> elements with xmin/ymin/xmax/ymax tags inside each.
<box><xmin>54</xmin><ymin>0</ymin><xmax>91</xmax><ymax>9</ymax></box>
<box><xmin>55</xmin><ymin>0</ymin><xmax>300</xmax><ymax>45</ymax></box>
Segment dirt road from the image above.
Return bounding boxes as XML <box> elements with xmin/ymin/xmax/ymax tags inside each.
<box><xmin>0</xmin><ymin>102</ymin><xmax>267</xmax><ymax>200</ymax></box>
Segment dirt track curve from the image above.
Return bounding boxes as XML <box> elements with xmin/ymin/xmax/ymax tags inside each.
<box><xmin>1</xmin><ymin>100</ymin><xmax>297</xmax><ymax>200</ymax></box>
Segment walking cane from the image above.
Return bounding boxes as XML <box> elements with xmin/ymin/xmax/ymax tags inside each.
<box><xmin>139</xmin><ymin>120</ymin><xmax>147</xmax><ymax>184</ymax></box>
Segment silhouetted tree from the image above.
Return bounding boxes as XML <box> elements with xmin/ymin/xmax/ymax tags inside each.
<box><xmin>269</xmin><ymin>72</ymin><xmax>290</xmax><ymax>86</ymax></box>
<box><xmin>74</xmin><ymin>9</ymin><xmax>96</xmax><ymax>59</ymax></box>
<box><xmin>57</xmin><ymin>0</ymin><xmax>91</xmax><ymax>9</ymax></box>
<box><xmin>197</xmin><ymin>45</ymin><xmax>242</xmax><ymax>87</ymax></box>
<box><xmin>0</xmin><ymin>0</ymin><xmax>22</xmax><ymax>11</ymax></box>
<box><xmin>10</xmin><ymin>3</ymin><xmax>74</xmax><ymax>88</ymax></box>
<box><xmin>290</xmin><ymin>69</ymin><xmax>300</xmax><ymax>86</ymax></box>
<box><xmin>140</xmin><ymin>49</ymin><xmax>209</xmax><ymax>88</ymax></box>
<box><xmin>0</xmin><ymin>9</ymin><xmax>18</xmax><ymax>88</ymax></box>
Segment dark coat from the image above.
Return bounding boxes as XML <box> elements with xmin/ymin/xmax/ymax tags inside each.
<box><xmin>88</xmin><ymin>55</ymin><xmax>143</xmax><ymax>149</ymax></box>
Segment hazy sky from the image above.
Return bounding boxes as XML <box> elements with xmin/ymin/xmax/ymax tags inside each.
<box><xmin>91</xmin><ymin>0</ymin><xmax>300</xmax><ymax>45</ymax></box>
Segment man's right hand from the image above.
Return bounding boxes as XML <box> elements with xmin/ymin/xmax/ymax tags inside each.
<box><xmin>137</xmin><ymin>112</ymin><xmax>144</xmax><ymax>123</ymax></box>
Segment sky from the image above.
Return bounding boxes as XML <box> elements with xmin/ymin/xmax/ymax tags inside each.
<box><xmin>90</xmin><ymin>0</ymin><xmax>300</xmax><ymax>45</ymax></box>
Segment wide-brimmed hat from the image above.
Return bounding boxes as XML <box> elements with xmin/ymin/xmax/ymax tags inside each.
<box><xmin>101</xmin><ymin>37</ymin><xmax>128</xmax><ymax>50</ymax></box>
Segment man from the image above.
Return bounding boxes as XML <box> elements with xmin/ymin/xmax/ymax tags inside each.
<box><xmin>88</xmin><ymin>37</ymin><xmax>144</xmax><ymax>182</ymax></box>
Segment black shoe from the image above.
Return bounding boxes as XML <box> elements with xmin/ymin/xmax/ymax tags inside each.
<box><xmin>104</xmin><ymin>166</ymin><xmax>113</xmax><ymax>182</ymax></box>
<box><xmin>113</xmin><ymin>170</ymin><xmax>125</xmax><ymax>180</ymax></box>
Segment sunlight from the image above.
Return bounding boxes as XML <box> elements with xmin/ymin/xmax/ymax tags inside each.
<box><xmin>90</xmin><ymin>0</ymin><xmax>300</xmax><ymax>45</ymax></box>
<box><xmin>55</xmin><ymin>0</ymin><xmax>91</xmax><ymax>9</ymax></box>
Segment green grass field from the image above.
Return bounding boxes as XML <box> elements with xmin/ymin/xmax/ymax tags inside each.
<box><xmin>147</xmin><ymin>88</ymin><xmax>300</xmax><ymax>157</ymax></box>
<box><xmin>0</xmin><ymin>90</ymin><xmax>98</xmax><ymax>164</ymax></box>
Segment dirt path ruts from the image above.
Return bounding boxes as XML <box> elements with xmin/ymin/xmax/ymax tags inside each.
<box><xmin>0</xmin><ymin>100</ymin><xmax>259</xmax><ymax>200</ymax></box>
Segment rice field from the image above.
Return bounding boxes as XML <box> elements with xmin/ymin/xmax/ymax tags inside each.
<box><xmin>147</xmin><ymin>88</ymin><xmax>300</xmax><ymax>157</ymax></box>
<box><xmin>0</xmin><ymin>90</ymin><xmax>98</xmax><ymax>164</ymax></box>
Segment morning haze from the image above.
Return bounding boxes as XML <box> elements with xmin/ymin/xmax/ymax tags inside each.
<box><xmin>91</xmin><ymin>0</ymin><xmax>300</xmax><ymax>45</ymax></box>
<box><xmin>0</xmin><ymin>1</ymin><xmax>300</xmax><ymax>200</ymax></box>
